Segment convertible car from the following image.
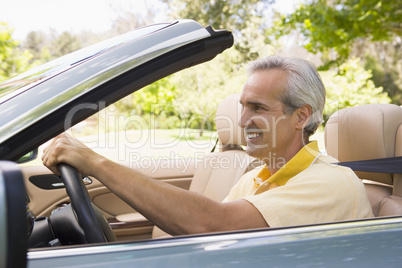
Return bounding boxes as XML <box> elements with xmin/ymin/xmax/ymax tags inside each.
<box><xmin>1</xmin><ymin>20</ymin><xmax>402</xmax><ymax>267</ymax></box>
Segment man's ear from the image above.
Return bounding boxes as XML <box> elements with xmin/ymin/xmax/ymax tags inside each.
<box><xmin>295</xmin><ymin>105</ymin><xmax>312</xmax><ymax>129</ymax></box>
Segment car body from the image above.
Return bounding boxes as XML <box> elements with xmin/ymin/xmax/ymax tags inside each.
<box><xmin>0</xmin><ymin>19</ymin><xmax>402</xmax><ymax>267</ymax></box>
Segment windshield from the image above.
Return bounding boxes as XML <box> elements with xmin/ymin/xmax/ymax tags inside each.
<box><xmin>0</xmin><ymin>23</ymin><xmax>172</xmax><ymax>103</ymax></box>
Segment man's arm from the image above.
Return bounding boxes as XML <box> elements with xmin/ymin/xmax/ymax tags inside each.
<box><xmin>42</xmin><ymin>134</ymin><xmax>268</xmax><ymax>235</ymax></box>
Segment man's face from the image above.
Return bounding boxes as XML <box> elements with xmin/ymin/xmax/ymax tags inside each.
<box><xmin>239</xmin><ymin>69</ymin><xmax>299</xmax><ymax>166</ymax></box>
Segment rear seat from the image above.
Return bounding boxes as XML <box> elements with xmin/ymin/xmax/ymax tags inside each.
<box><xmin>325</xmin><ymin>104</ymin><xmax>402</xmax><ymax>217</ymax></box>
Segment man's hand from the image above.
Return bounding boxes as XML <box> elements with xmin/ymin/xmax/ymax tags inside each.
<box><xmin>42</xmin><ymin>133</ymin><xmax>103</xmax><ymax>176</ymax></box>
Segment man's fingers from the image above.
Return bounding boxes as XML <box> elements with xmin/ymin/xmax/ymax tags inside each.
<box><xmin>41</xmin><ymin>132</ymin><xmax>96</xmax><ymax>177</ymax></box>
<box><xmin>42</xmin><ymin>134</ymin><xmax>68</xmax><ymax>176</ymax></box>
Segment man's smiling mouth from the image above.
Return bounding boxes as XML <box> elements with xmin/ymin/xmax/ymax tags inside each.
<box><xmin>245</xmin><ymin>128</ymin><xmax>263</xmax><ymax>142</ymax></box>
<box><xmin>247</xmin><ymin>133</ymin><xmax>261</xmax><ymax>139</ymax></box>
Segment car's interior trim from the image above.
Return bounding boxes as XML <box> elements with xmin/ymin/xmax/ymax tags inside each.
<box><xmin>108</xmin><ymin>214</ymin><xmax>153</xmax><ymax>229</ymax></box>
<box><xmin>29</xmin><ymin>174</ymin><xmax>92</xmax><ymax>190</ymax></box>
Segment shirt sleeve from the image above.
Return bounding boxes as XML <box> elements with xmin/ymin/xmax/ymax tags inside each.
<box><xmin>222</xmin><ymin>167</ymin><xmax>260</xmax><ymax>202</ymax></box>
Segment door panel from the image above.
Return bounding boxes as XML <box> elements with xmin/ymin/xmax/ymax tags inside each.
<box><xmin>21</xmin><ymin>158</ymin><xmax>197</xmax><ymax>241</ymax></box>
<box><xmin>22</xmin><ymin>166</ymin><xmax>70</xmax><ymax>217</ymax></box>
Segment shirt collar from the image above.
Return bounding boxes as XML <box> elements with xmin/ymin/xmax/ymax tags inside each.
<box><xmin>253</xmin><ymin>141</ymin><xmax>321</xmax><ymax>191</ymax></box>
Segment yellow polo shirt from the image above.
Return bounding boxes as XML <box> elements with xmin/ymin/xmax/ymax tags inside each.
<box><xmin>223</xmin><ymin>141</ymin><xmax>374</xmax><ymax>227</ymax></box>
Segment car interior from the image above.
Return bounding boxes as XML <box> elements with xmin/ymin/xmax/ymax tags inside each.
<box><xmin>20</xmin><ymin>93</ymin><xmax>263</xmax><ymax>243</ymax></box>
<box><xmin>5</xmin><ymin>94</ymin><xmax>402</xmax><ymax>250</ymax></box>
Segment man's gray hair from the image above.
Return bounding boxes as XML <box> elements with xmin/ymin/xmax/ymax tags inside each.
<box><xmin>247</xmin><ymin>56</ymin><xmax>326</xmax><ymax>138</ymax></box>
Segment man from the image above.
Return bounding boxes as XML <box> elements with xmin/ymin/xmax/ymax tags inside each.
<box><xmin>42</xmin><ymin>56</ymin><xmax>373</xmax><ymax>235</ymax></box>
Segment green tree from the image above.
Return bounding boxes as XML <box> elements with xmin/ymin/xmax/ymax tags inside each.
<box><xmin>321</xmin><ymin>57</ymin><xmax>391</xmax><ymax>121</ymax></box>
<box><xmin>23</xmin><ymin>30</ymin><xmax>82</xmax><ymax>61</ymax></box>
<box><xmin>273</xmin><ymin>0</ymin><xmax>401</xmax><ymax>68</ymax></box>
<box><xmin>115</xmin><ymin>77</ymin><xmax>178</xmax><ymax>129</ymax></box>
<box><xmin>159</xmin><ymin>0</ymin><xmax>277</xmax><ymax>133</ymax></box>
<box><xmin>165</xmin><ymin>0</ymin><xmax>275</xmax><ymax>62</ymax></box>
<box><xmin>171</xmin><ymin>48</ymin><xmax>249</xmax><ymax>135</ymax></box>
<box><xmin>272</xmin><ymin>0</ymin><xmax>402</xmax><ymax>104</ymax></box>
<box><xmin>50</xmin><ymin>31</ymin><xmax>81</xmax><ymax>58</ymax></box>
<box><xmin>0</xmin><ymin>22</ymin><xmax>35</xmax><ymax>82</ymax></box>
<box><xmin>23</xmin><ymin>29</ymin><xmax>109</xmax><ymax>64</ymax></box>
<box><xmin>23</xmin><ymin>31</ymin><xmax>51</xmax><ymax>63</ymax></box>
<box><xmin>362</xmin><ymin>41</ymin><xmax>402</xmax><ymax>104</ymax></box>
<box><xmin>111</xmin><ymin>9</ymin><xmax>156</xmax><ymax>34</ymax></box>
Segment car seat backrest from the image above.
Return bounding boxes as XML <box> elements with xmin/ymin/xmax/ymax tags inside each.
<box><xmin>324</xmin><ymin>104</ymin><xmax>402</xmax><ymax>217</ymax></box>
<box><xmin>215</xmin><ymin>93</ymin><xmax>247</xmax><ymax>150</ymax></box>
<box><xmin>152</xmin><ymin>94</ymin><xmax>262</xmax><ymax>238</ymax></box>
<box><xmin>188</xmin><ymin>94</ymin><xmax>261</xmax><ymax>200</ymax></box>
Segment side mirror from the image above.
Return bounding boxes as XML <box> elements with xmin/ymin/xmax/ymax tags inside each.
<box><xmin>17</xmin><ymin>149</ymin><xmax>38</xmax><ymax>164</ymax></box>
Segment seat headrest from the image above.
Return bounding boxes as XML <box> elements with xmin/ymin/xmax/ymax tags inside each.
<box><xmin>325</xmin><ymin>104</ymin><xmax>402</xmax><ymax>184</ymax></box>
<box><xmin>215</xmin><ymin>94</ymin><xmax>246</xmax><ymax>147</ymax></box>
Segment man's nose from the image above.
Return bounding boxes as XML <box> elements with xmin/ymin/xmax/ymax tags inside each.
<box><xmin>239</xmin><ymin>108</ymin><xmax>251</xmax><ymax>129</ymax></box>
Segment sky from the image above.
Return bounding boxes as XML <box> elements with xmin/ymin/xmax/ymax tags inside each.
<box><xmin>1</xmin><ymin>0</ymin><xmax>167</xmax><ymax>40</ymax></box>
<box><xmin>1</xmin><ymin>0</ymin><xmax>301</xmax><ymax>40</ymax></box>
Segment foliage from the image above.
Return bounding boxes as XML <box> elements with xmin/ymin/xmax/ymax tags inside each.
<box><xmin>171</xmin><ymin>48</ymin><xmax>249</xmax><ymax>134</ymax></box>
<box><xmin>166</xmin><ymin>0</ymin><xmax>273</xmax><ymax>31</ymax></box>
<box><xmin>50</xmin><ymin>31</ymin><xmax>81</xmax><ymax>58</ymax></box>
<box><xmin>23</xmin><ymin>31</ymin><xmax>52</xmax><ymax>63</ymax></box>
<box><xmin>159</xmin><ymin>0</ymin><xmax>277</xmax><ymax>134</ymax></box>
<box><xmin>273</xmin><ymin>0</ymin><xmax>401</xmax><ymax>68</ymax></box>
<box><xmin>7</xmin><ymin>1</ymin><xmax>396</xmax><ymax>134</ymax></box>
<box><xmin>271</xmin><ymin>0</ymin><xmax>402</xmax><ymax>104</ymax></box>
<box><xmin>165</xmin><ymin>0</ymin><xmax>275</xmax><ymax>62</ymax></box>
<box><xmin>113</xmin><ymin>48</ymin><xmax>249</xmax><ymax>133</ymax></box>
<box><xmin>111</xmin><ymin>8</ymin><xmax>156</xmax><ymax>34</ymax></box>
<box><xmin>321</xmin><ymin>58</ymin><xmax>391</xmax><ymax>121</ymax></box>
<box><xmin>0</xmin><ymin>22</ymin><xmax>36</xmax><ymax>82</ymax></box>
<box><xmin>362</xmin><ymin>42</ymin><xmax>402</xmax><ymax>104</ymax></box>
<box><xmin>114</xmin><ymin>77</ymin><xmax>179</xmax><ymax>129</ymax></box>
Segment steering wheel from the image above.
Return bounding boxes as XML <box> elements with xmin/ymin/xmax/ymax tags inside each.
<box><xmin>58</xmin><ymin>163</ymin><xmax>116</xmax><ymax>243</ymax></box>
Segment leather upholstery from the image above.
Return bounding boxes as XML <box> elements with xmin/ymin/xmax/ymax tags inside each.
<box><xmin>325</xmin><ymin>104</ymin><xmax>402</xmax><ymax>216</ymax></box>
<box><xmin>215</xmin><ymin>93</ymin><xmax>246</xmax><ymax>148</ymax></box>
<box><xmin>189</xmin><ymin>93</ymin><xmax>260</xmax><ymax>199</ymax></box>
<box><xmin>152</xmin><ymin>94</ymin><xmax>261</xmax><ymax>238</ymax></box>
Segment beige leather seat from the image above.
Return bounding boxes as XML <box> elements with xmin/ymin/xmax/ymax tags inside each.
<box><xmin>188</xmin><ymin>94</ymin><xmax>261</xmax><ymax>201</ymax></box>
<box><xmin>325</xmin><ymin>104</ymin><xmax>402</xmax><ymax>217</ymax></box>
<box><xmin>152</xmin><ymin>94</ymin><xmax>261</xmax><ymax>237</ymax></box>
